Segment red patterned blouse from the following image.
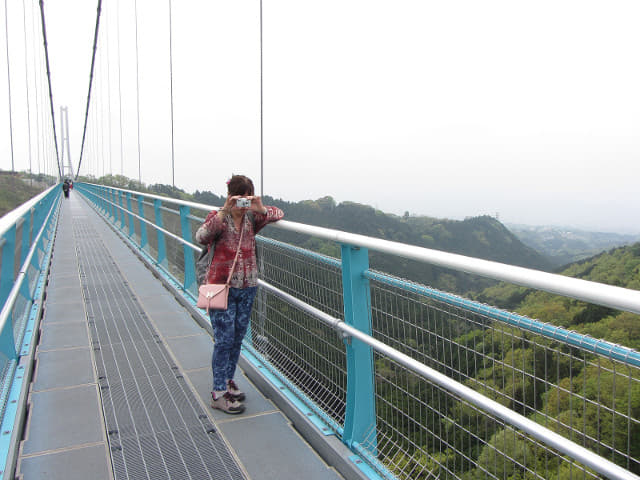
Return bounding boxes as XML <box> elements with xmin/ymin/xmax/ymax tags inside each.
<box><xmin>195</xmin><ymin>207</ymin><xmax>284</xmax><ymax>288</ymax></box>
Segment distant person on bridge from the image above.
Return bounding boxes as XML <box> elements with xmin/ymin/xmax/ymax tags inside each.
<box><xmin>196</xmin><ymin>175</ymin><xmax>284</xmax><ymax>414</ymax></box>
<box><xmin>62</xmin><ymin>179</ymin><xmax>70</xmax><ymax>198</ymax></box>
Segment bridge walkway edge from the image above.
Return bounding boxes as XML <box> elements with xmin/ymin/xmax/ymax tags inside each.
<box><xmin>14</xmin><ymin>193</ymin><xmax>354</xmax><ymax>480</ymax></box>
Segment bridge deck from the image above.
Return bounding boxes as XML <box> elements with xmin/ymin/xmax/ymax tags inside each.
<box><xmin>15</xmin><ymin>194</ymin><xmax>345</xmax><ymax>480</ymax></box>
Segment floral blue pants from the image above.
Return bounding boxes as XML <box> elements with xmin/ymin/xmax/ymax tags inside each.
<box><xmin>209</xmin><ymin>287</ymin><xmax>257</xmax><ymax>392</ymax></box>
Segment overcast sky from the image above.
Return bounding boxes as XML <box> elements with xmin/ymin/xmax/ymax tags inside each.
<box><xmin>1</xmin><ymin>1</ymin><xmax>639</xmax><ymax>233</ymax></box>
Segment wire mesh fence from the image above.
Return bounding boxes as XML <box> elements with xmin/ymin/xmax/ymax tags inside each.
<box><xmin>366</xmin><ymin>277</ymin><xmax>640</xmax><ymax>479</ymax></box>
<box><xmin>251</xmin><ymin>240</ymin><xmax>348</xmax><ymax>426</ymax></box>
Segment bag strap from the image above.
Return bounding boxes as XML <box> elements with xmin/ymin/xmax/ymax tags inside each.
<box><xmin>225</xmin><ymin>216</ymin><xmax>245</xmax><ymax>286</ymax></box>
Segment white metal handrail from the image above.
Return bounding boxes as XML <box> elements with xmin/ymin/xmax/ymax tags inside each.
<box><xmin>270</xmin><ymin>220</ymin><xmax>640</xmax><ymax>315</ymax></box>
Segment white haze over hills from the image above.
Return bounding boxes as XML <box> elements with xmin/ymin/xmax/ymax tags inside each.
<box><xmin>507</xmin><ymin>222</ymin><xmax>640</xmax><ymax>265</ymax></box>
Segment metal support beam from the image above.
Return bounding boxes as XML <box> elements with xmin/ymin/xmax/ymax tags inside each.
<box><xmin>340</xmin><ymin>244</ymin><xmax>377</xmax><ymax>451</ymax></box>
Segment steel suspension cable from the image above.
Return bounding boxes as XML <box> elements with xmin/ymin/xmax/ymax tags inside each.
<box><xmin>134</xmin><ymin>0</ymin><xmax>142</xmax><ymax>183</ymax></box>
<box><xmin>74</xmin><ymin>0</ymin><xmax>102</xmax><ymax>180</ymax></box>
<box><xmin>30</xmin><ymin>0</ymin><xmax>42</xmax><ymax>175</ymax></box>
<box><xmin>259</xmin><ymin>0</ymin><xmax>263</xmax><ymax>196</ymax></box>
<box><xmin>4</xmin><ymin>0</ymin><xmax>15</xmax><ymax>171</ymax></box>
<box><xmin>116</xmin><ymin>0</ymin><xmax>124</xmax><ymax>175</ymax></box>
<box><xmin>98</xmin><ymin>55</ymin><xmax>105</xmax><ymax>176</ymax></box>
<box><xmin>38</xmin><ymin>0</ymin><xmax>62</xmax><ymax>179</ymax></box>
<box><xmin>105</xmin><ymin>6</ymin><xmax>112</xmax><ymax>175</ymax></box>
<box><xmin>22</xmin><ymin>0</ymin><xmax>33</xmax><ymax>182</ymax></box>
<box><xmin>168</xmin><ymin>0</ymin><xmax>175</xmax><ymax>188</ymax></box>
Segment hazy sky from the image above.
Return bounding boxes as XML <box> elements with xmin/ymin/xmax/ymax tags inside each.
<box><xmin>1</xmin><ymin>1</ymin><xmax>639</xmax><ymax>233</ymax></box>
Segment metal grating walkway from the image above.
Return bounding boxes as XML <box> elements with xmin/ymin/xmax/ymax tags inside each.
<box><xmin>72</xmin><ymin>218</ymin><xmax>246</xmax><ymax>480</ymax></box>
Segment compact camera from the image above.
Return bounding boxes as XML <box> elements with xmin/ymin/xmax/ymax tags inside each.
<box><xmin>236</xmin><ymin>198</ymin><xmax>251</xmax><ymax>208</ymax></box>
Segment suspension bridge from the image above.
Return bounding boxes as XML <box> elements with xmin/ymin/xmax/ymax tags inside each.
<box><xmin>3</xmin><ymin>2</ymin><xmax>640</xmax><ymax>480</ymax></box>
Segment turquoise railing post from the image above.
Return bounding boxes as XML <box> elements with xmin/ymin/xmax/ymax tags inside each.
<box><xmin>340</xmin><ymin>244</ymin><xmax>377</xmax><ymax>450</ymax></box>
<box><xmin>108</xmin><ymin>188</ymin><xmax>116</xmax><ymax>220</ymax></box>
<box><xmin>138</xmin><ymin>196</ymin><xmax>148</xmax><ymax>250</ymax></box>
<box><xmin>86</xmin><ymin>184</ymin><xmax>93</xmax><ymax>208</ymax></box>
<box><xmin>103</xmin><ymin>187</ymin><xmax>109</xmax><ymax>217</ymax></box>
<box><xmin>0</xmin><ymin>227</ymin><xmax>17</xmax><ymax>309</ymax></box>
<box><xmin>117</xmin><ymin>191</ymin><xmax>125</xmax><ymax>229</ymax></box>
<box><xmin>90</xmin><ymin>185</ymin><xmax>97</xmax><ymax>211</ymax></box>
<box><xmin>101</xmin><ymin>186</ymin><xmax>108</xmax><ymax>215</ymax></box>
<box><xmin>126</xmin><ymin>192</ymin><xmax>135</xmax><ymax>237</ymax></box>
<box><xmin>179</xmin><ymin>205</ymin><xmax>196</xmax><ymax>293</ymax></box>
<box><xmin>154</xmin><ymin>199</ymin><xmax>168</xmax><ymax>269</ymax></box>
<box><xmin>95</xmin><ymin>185</ymin><xmax>102</xmax><ymax>213</ymax></box>
<box><xmin>112</xmin><ymin>188</ymin><xmax>118</xmax><ymax>221</ymax></box>
<box><xmin>114</xmin><ymin>190</ymin><xmax>120</xmax><ymax>225</ymax></box>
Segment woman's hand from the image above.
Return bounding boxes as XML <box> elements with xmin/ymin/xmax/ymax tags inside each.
<box><xmin>249</xmin><ymin>196</ymin><xmax>268</xmax><ymax>215</ymax></box>
<box><xmin>219</xmin><ymin>195</ymin><xmax>237</xmax><ymax>214</ymax></box>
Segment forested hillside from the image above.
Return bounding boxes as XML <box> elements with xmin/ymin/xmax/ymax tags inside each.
<box><xmin>474</xmin><ymin>242</ymin><xmax>640</xmax><ymax>347</ymax></box>
<box><xmin>384</xmin><ymin>243</ymin><xmax>640</xmax><ymax>478</ymax></box>
<box><xmin>508</xmin><ymin>224</ymin><xmax>640</xmax><ymax>267</ymax></box>
<box><xmin>0</xmin><ymin>171</ymin><xmax>51</xmax><ymax>217</ymax></box>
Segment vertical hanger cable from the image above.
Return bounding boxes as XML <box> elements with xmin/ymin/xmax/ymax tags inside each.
<box><xmin>134</xmin><ymin>0</ymin><xmax>142</xmax><ymax>183</ymax></box>
<box><xmin>21</xmin><ymin>0</ymin><xmax>33</xmax><ymax>181</ymax></box>
<box><xmin>116</xmin><ymin>0</ymin><xmax>124</xmax><ymax>175</ymax></box>
<box><xmin>74</xmin><ymin>0</ymin><xmax>102</xmax><ymax>179</ymax></box>
<box><xmin>4</xmin><ymin>0</ymin><xmax>15</xmax><ymax>172</ymax></box>
<box><xmin>259</xmin><ymin>0</ymin><xmax>264</xmax><ymax>197</ymax></box>
<box><xmin>168</xmin><ymin>0</ymin><xmax>176</xmax><ymax>188</ymax></box>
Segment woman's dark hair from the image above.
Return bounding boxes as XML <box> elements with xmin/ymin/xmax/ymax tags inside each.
<box><xmin>227</xmin><ymin>175</ymin><xmax>254</xmax><ymax>196</ymax></box>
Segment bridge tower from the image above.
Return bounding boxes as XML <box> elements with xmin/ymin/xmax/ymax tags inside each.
<box><xmin>59</xmin><ymin>106</ymin><xmax>73</xmax><ymax>179</ymax></box>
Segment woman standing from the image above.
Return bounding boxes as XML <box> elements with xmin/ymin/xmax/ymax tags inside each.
<box><xmin>195</xmin><ymin>175</ymin><xmax>284</xmax><ymax>414</ymax></box>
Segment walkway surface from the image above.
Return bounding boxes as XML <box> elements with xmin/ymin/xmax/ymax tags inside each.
<box><xmin>14</xmin><ymin>193</ymin><xmax>346</xmax><ymax>480</ymax></box>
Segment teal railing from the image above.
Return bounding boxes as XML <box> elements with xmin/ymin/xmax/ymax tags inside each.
<box><xmin>0</xmin><ymin>185</ymin><xmax>60</xmax><ymax>478</ymax></box>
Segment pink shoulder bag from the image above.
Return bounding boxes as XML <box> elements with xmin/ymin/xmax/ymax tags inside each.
<box><xmin>197</xmin><ymin>218</ymin><xmax>245</xmax><ymax>312</ymax></box>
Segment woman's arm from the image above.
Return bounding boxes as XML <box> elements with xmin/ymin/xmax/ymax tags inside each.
<box><xmin>195</xmin><ymin>210</ymin><xmax>226</xmax><ymax>245</ymax></box>
<box><xmin>250</xmin><ymin>198</ymin><xmax>284</xmax><ymax>233</ymax></box>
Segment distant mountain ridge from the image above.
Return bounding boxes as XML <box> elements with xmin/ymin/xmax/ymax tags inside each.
<box><xmin>69</xmin><ymin>175</ymin><xmax>571</xmax><ymax>294</ymax></box>
<box><xmin>203</xmin><ymin>194</ymin><xmax>555</xmax><ymax>294</ymax></box>
<box><xmin>507</xmin><ymin>224</ymin><xmax>640</xmax><ymax>267</ymax></box>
